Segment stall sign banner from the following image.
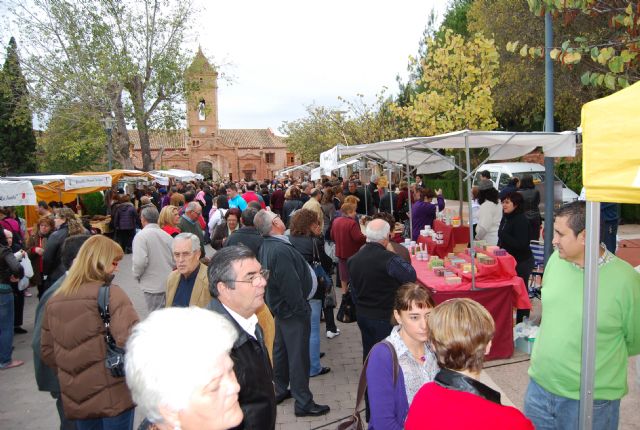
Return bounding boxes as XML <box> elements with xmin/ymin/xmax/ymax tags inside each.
<box><xmin>320</xmin><ymin>146</ymin><xmax>338</xmax><ymax>170</ymax></box>
<box><xmin>65</xmin><ymin>175</ymin><xmax>112</xmax><ymax>190</ymax></box>
<box><xmin>0</xmin><ymin>180</ymin><xmax>37</xmax><ymax>206</ymax></box>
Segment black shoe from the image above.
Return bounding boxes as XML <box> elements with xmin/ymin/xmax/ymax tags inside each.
<box><xmin>275</xmin><ymin>389</ymin><xmax>292</xmax><ymax>404</ymax></box>
<box><xmin>319</xmin><ymin>352</ymin><xmax>325</xmax><ymax>358</ymax></box>
<box><xmin>310</xmin><ymin>367</ymin><xmax>331</xmax><ymax>377</ymax></box>
<box><xmin>295</xmin><ymin>402</ymin><xmax>330</xmax><ymax>417</ymax></box>
<box><xmin>14</xmin><ymin>327</ymin><xmax>27</xmax><ymax>334</ymax></box>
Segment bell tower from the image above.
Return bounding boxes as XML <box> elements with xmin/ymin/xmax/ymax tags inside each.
<box><xmin>185</xmin><ymin>46</ymin><xmax>219</xmax><ymax>138</ymax></box>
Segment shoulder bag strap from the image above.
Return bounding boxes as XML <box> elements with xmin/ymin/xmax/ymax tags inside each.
<box><xmin>312</xmin><ymin>238</ymin><xmax>320</xmax><ymax>264</ymax></box>
<box><xmin>97</xmin><ymin>284</ymin><xmax>116</xmax><ymax>346</ymax></box>
<box><xmin>382</xmin><ymin>340</ymin><xmax>400</xmax><ymax>386</ymax></box>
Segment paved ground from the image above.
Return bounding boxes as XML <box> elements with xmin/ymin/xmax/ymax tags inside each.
<box><xmin>1</xmin><ymin>230</ymin><xmax>639</xmax><ymax>429</ymax></box>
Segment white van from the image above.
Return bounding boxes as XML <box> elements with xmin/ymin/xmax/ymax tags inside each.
<box><xmin>474</xmin><ymin>162</ymin><xmax>579</xmax><ymax>214</ymax></box>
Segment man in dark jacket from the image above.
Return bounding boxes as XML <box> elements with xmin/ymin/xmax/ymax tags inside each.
<box><xmin>269</xmin><ymin>184</ymin><xmax>285</xmax><ymax>216</ymax></box>
<box><xmin>207</xmin><ymin>246</ymin><xmax>276</xmax><ymax>430</ymax></box>
<box><xmin>344</xmin><ymin>181</ymin><xmax>374</xmax><ymax>215</ymax></box>
<box><xmin>254</xmin><ymin>210</ymin><xmax>330</xmax><ymax>418</ymax></box>
<box><xmin>225</xmin><ymin>207</ymin><xmax>263</xmax><ymax>255</ymax></box>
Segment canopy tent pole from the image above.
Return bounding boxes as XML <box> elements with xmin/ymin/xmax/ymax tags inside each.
<box><xmin>464</xmin><ymin>135</ymin><xmax>477</xmax><ymax>290</ymax></box>
<box><xmin>579</xmin><ymin>201</ymin><xmax>600</xmax><ymax>430</ymax></box>
<box><xmin>543</xmin><ymin>11</ymin><xmax>555</xmax><ymax>262</ymax></box>
<box><xmin>387</xmin><ymin>150</ymin><xmax>394</xmax><ymax>217</ymax></box>
<box><xmin>362</xmin><ymin>158</ymin><xmax>369</xmax><ymax>216</ymax></box>
<box><xmin>406</xmin><ymin>147</ymin><xmax>413</xmax><ymax>238</ymax></box>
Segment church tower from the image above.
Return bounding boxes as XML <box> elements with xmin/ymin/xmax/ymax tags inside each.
<box><xmin>185</xmin><ymin>47</ymin><xmax>219</xmax><ymax>138</ymax></box>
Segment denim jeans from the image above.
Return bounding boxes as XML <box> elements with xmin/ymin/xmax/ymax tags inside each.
<box><xmin>524</xmin><ymin>378</ymin><xmax>620</xmax><ymax>430</ymax></box>
<box><xmin>75</xmin><ymin>408</ymin><xmax>134</xmax><ymax>430</ymax></box>
<box><xmin>0</xmin><ymin>290</ymin><xmax>15</xmax><ymax>367</ymax></box>
<box><xmin>356</xmin><ymin>314</ymin><xmax>393</xmax><ymax>363</ymax></box>
<box><xmin>308</xmin><ymin>299</ymin><xmax>323</xmax><ymax>375</ymax></box>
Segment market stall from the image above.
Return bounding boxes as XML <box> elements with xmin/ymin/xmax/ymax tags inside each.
<box><xmin>416</xmin><ymin>219</ymin><xmax>470</xmax><ymax>258</ymax></box>
<box><xmin>0</xmin><ymin>179</ymin><xmax>37</xmax><ymax>206</ymax></box>
<box><xmin>150</xmin><ymin>169</ymin><xmax>204</xmax><ymax>182</ymax></box>
<box><xmin>578</xmin><ymin>80</ymin><xmax>640</xmax><ymax>427</ymax></box>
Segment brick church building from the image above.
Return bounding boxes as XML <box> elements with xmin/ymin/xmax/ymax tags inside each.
<box><xmin>131</xmin><ymin>48</ymin><xmax>295</xmax><ymax>181</ymax></box>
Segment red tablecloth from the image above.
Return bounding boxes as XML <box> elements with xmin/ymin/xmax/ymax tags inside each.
<box><xmin>416</xmin><ymin>220</ymin><xmax>470</xmax><ymax>258</ymax></box>
<box><xmin>428</xmin><ymin>287</ymin><xmax>515</xmax><ymax>360</ymax></box>
<box><xmin>411</xmin><ymin>251</ymin><xmax>532</xmax><ymax>361</ymax></box>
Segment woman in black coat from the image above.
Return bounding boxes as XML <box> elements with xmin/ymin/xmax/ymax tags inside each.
<box><xmin>0</xmin><ymin>229</ymin><xmax>25</xmax><ymax>369</ymax></box>
<box><xmin>517</xmin><ymin>175</ymin><xmax>541</xmax><ymax>241</ymax></box>
<box><xmin>282</xmin><ymin>186</ymin><xmax>304</xmax><ymax>227</ymax></box>
<box><xmin>498</xmin><ymin>191</ymin><xmax>534</xmax><ymax>323</ymax></box>
<box><xmin>288</xmin><ymin>209</ymin><xmax>334</xmax><ymax>377</ymax></box>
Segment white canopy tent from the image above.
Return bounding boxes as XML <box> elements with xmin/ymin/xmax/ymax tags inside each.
<box><xmin>0</xmin><ymin>179</ymin><xmax>38</xmax><ymax>206</ymax></box>
<box><xmin>324</xmin><ymin>129</ymin><xmax>579</xmax><ymax>288</ymax></box>
<box><xmin>150</xmin><ymin>169</ymin><xmax>204</xmax><ymax>182</ymax></box>
<box><xmin>276</xmin><ymin>162</ymin><xmax>320</xmax><ymax>178</ymax></box>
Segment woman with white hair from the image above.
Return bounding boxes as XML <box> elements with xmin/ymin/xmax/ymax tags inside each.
<box><xmin>126</xmin><ymin>307</ymin><xmax>243</xmax><ymax>430</ymax></box>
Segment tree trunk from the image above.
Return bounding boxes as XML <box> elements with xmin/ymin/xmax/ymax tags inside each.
<box><xmin>126</xmin><ymin>76</ymin><xmax>154</xmax><ymax>171</ymax></box>
<box><xmin>109</xmin><ymin>84</ymin><xmax>134</xmax><ymax>169</ymax></box>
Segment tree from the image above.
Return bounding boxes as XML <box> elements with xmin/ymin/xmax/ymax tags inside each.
<box><xmin>0</xmin><ymin>37</ymin><xmax>37</xmax><ymax>174</ymax></box>
<box><xmin>467</xmin><ymin>0</ymin><xmax>608</xmax><ymax>131</ymax></box>
<box><xmin>440</xmin><ymin>0</ymin><xmax>474</xmax><ymax>38</ymax></box>
<box><xmin>507</xmin><ymin>0</ymin><xmax>639</xmax><ymax>90</ymax></box>
<box><xmin>38</xmin><ymin>102</ymin><xmax>106</xmax><ymax>173</ymax></box>
<box><xmin>11</xmin><ymin>0</ymin><xmax>199</xmax><ymax>170</ymax></box>
<box><xmin>392</xmin><ymin>30</ymin><xmax>500</xmax><ymax>136</ymax></box>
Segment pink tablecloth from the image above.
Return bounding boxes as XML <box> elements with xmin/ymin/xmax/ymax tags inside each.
<box><xmin>416</xmin><ymin>220</ymin><xmax>471</xmax><ymax>258</ymax></box>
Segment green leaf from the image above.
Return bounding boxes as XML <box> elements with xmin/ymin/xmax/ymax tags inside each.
<box><xmin>574</xmin><ymin>36</ymin><xmax>587</xmax><ymax>43</ymax></box>
<box><xmin>608</xmin><ymin>56</ymin><xmax>624</xmax><ymax>73</ymax></box>
<box><xmin>604</xmin><ymin>74</ymin><xmax>617</xmax><ymax>90</ymax></box>
<box><xmin>617</xmin><ymin>77</ymin><xmax>630</xmax><ymax>88</ymax></box>
<box><xmin>590</xmin><ymin>47</ymin><xmax>599</xmax><ymax>61</ymax></box>
<box><xmin>581</xmin><ymin>71</ymin><xmax>591</xmax><ymax>86</ymax></box>
<box><xmin>561</xmin><ymin>40</ymin><xmax>570</xmax><ymax>50</ymax></box>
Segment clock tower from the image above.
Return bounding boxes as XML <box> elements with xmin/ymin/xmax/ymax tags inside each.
<box><xmin>185</xmin><ymin>46</ymin><xmax>219</xmax><ymax>139</ymax></box>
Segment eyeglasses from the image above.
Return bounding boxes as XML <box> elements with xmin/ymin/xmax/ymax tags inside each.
<box><xmin>224</xmin><ymin>269</ymin><xmax>270</xmax><ymax>286</ymax></box>
<box><xmin>173</xmin><ymin>250</ymin><xmax>196</xmax><ymax>260</ymax></box>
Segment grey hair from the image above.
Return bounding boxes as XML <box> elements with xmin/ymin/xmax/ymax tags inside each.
<box><xmin>125</xmin><ymin>307</ymin><xmax>237</xmax><ymax>424</ymax></box>
<box><xmin>208</xmin><ymin>245</ymin><xmax>257</xmax><ymax>297</ymax></box>
<box><xmin>140</xmin><ymin>207</ymin><xmax>159</xmax><ymax>224</ymax></box>
<box><xmin>365</xmin><ymin>219</ymin><xmax>390</xmax><ymax>243</ymax></box>
<box><xmin>172</xmin><ymin>232</ymin><xmax>200</xmax><ymax>252</ymax></box>
<box><xmin>253</xmin><ymin>209</ymin><xmax>276</xmax><ymax>236</ymax></box>
<box><xmin>241</xmin><ymin>207</ymin><xmax>259</xmax><ymax>227</ymax></box>
<box><xmin>185</xmin><ymin>201</ymin><xmax>200</xmax><ymax>213</ymax></box>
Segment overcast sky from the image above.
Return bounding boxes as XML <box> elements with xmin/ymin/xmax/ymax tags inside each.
<box><xmin>194</xmin><ymin>0</ymin><xmax>449</xmax><ymax>132</ymax></box>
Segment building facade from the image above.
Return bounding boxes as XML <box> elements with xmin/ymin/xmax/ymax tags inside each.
<box><xmin>131</xmin><ymin>48</ymin><xmax>295</xmax><ymax>181</ymax></box>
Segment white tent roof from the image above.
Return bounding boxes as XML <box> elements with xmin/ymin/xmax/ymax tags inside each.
<box><xmin>277</xmin><ymin>162</ymin><xmax>319</xmax><ymax>176</ymax></box>
<box><xmin>3</xmin><ymin>174</ymin><xmax>68</xmax><ymax>184</ymax></box>
<box><xmin>0</xmin><ymin>179</ymin><xmax>37</xmax><ymax>206</ymax></box>
<box><xmin>151</xmin><ymin>169</ymin><xmax>204</xmax><ymax>181</ymax></box>
<box><xmin>335</xmin><ymin>130</ymin><xmax>577</xmax><ymax>170</ymax></box>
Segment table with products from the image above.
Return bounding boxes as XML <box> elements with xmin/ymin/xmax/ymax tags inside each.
<box><xmin>416</xmin><ymin>219</ymin><xmax>470</xmax><ymax>258</ymax></box>
<box><xmin>411</xmin><ymin>247</ymin><xmax>531</xmax><ymax>360</ymax></box>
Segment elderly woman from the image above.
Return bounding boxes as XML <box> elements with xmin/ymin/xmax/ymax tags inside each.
<box><xmin>158</xmin><ymin>205</ymin><xmax>181</xmax><ymax>237</ymax></box>
<box><xmin>288</xmin><ymin>209</ymin><xmax>334</xmax><ymax>377</ymax></box>
<box><xmin>41</xmin><ymin>235</ymin><xmax>139</xmax><ymax>429</ymax></box>
<box><xmin>211</xmin><ymin>208</ymin><xmax>241</xmax><ymax>250</ymax></box>
<box><xmin>27</xmin><ymin>216</ymin><xmax>55</xmax><ymax>298</ymax></box>
<box><xmin>126</xmin><ymin>307</ymin><xmax>242</xmax><ymax>430</ymax></box>
<box><xmin>330</xmin><ymin>202</ymin><xmax>366</xmax><ymax>294</ymax></box>
<box><xmin>405</xmin><ymin>298</ymin><xmax>534</xmax><ymax>429</ymax></box>
<box><xmin>366</xmin><ymin>283</ymin><xmax>438</xmax><ymax>429</ymax></box>
<box><xmin>411</xmin><ymin>187</ymin><xmax>445</xmax><ymax>241</ymax></box>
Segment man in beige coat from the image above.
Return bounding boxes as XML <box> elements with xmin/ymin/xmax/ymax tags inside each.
<box><xmin>301</xmin><ymin>189</ymin><xmax>324</xmax><ymax>231</ymax></box>
<box><xmin>165</xmin><ymin>233</ymin><xmax>210</xmax><ymax>308</ymax></box>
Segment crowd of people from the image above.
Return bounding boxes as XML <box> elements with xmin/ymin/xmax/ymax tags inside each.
<box><xmin>0</xmin><ymin>172</ymin><xmax>638</xmax><ymax>430</ymax></box>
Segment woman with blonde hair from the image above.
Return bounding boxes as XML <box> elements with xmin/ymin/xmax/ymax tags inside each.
<box><xmin>158</xmin><ymin>205</ymin><xmax>181</xmax><ymax>237</ymax></box>
<box><xmin>405</xmin><ymin>298</ymin><xmax>533</xmax><ymax>429</ymax></box>
<box><xmin>41</xmin><ymin>235</ymin><xmax>139</xmax><ymax>429</ymax></box>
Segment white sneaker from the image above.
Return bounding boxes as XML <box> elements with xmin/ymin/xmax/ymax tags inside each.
<box><xmin>326</xmin><ymin>329</ymin><xmax>341</xmax><ymax>339</ymax></box>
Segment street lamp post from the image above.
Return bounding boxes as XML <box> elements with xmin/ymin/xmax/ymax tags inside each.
<box><xmin>101</xmin><ymin>115</ymin><xmax>115</xmax><ymax>170</ymax></box>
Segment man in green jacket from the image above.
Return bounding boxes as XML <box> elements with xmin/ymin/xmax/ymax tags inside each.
<box><xmin>524</xmin><ymin>201</ymin><xmax>640</xmax><ymax>429</ymax></box>
<box><xmin>178</xmin><ymin>202</ymin><xmax>206</xmax><ymax>261</ymax></box>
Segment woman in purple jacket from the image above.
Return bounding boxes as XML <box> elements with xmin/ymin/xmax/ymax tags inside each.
<box><xmin>365</xmin><ymin>283</ymin><xmax>438</xmax><ymax>430</ymax></box>
<box><xmin>113</xmin><ymin>194</ymin><xmax>138</xmax><ymax>254</ymax></box>
<box><xmin>410</xmin><ymin>188</ymin><xmax>445</xmax><ymax>240</ymax></box>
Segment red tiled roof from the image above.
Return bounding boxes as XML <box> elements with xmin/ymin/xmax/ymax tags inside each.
<box><xmin>130</xmin><ymin>128</ymin><xmax>286</xmax><ymax>150</ymax></box>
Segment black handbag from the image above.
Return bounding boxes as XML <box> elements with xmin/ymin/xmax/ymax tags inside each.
<box><xmin>336</xmin><ymin>289</ymin><xmax>357</xmax><ymax>323</ymax></box>
<box><xmin>98</xmin><ymin>284</ymin><xmax>126</xmax><ymax>378</ymax></box>
<box><xmin>336</xmin><ymin>340</ymin><xmax>399</xmax><ymax>430</ymax></box>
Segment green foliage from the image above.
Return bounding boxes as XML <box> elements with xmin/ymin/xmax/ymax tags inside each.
<box><xmin>421</xmin><ymin>178</ymin><xmax>468</xmax><ymax>201</ymax></box>
<box><xmin>440</xmin><ymin>0</ymin><xmax>474</xmax><ymax>37</ymax></box>
<box><xmin>81</xmin><ymin>192</ymin><xmax>106</xmax><ymax>216</ymax></box>
<box><xmin>621</xmin><ymin>204</ymin><xmax>640</xmax><ymax>223</ymax></box>
<box><xmin>0</xmin><ymin>37</ymin><xmax>37</xmax><ymax>174</ymax></box>
<box><xmin>392</xmin><ymin>30</ymin><xmax>500</xmax><ymax>135</ymax></box>
<box><xmin>554</xmin><ymin>158</ymin><xmax>582</xmax><ymax>193</ymax></box>
<box><xmin>512</xmin><ymin>0</ymin><xmax>639</xmax><ymax>90</ymax></box>
<box><xmin>38</xmin><ymin>102</ymin><xmax>107</xmax><ymax>173</ymax></box>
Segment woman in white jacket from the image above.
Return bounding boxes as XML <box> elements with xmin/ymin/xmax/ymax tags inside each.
<box><xmin>475</xmin><ymin>182</ymin><xmax>502</xmax><ymax>245</ymax></box>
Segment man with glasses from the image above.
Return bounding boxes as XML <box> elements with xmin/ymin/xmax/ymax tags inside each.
<box><xmin>524</xmin><ymin>201</ymin><xmax>640</xmax><ymax>429</ymax></box>
<box><xmin>254</xmin><ymin>209</ymin><xmax>330</xmax><ymax>418</ymax></box>
<box><xmin>207</xmin><ymin>245</ymin><xmax>276</xmax><ymax>430</ymax></box>
<box><xmin>165</xmin><ymin>233</ymin><xmax>210</xmax><ymax>308</ymax></box>
<box><xmin>178</xmin><ymin>202</ymin><xmax>206</xmax><ymax>260</ymax></box>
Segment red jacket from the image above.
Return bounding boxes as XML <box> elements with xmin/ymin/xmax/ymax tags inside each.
<box><xmin>242</xmin><ymin>191</ymin><xmax>266</xmax><ymax>209</ymax></box>
<box><xmin>405</xmin><ymin>382</ymin><xmax>534</xmax><ymax>430</ymax></box>
<box><xmin>330</xmin><ymin>216</ymin><xmax>365</xmax><ymax>259</ymax></box>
